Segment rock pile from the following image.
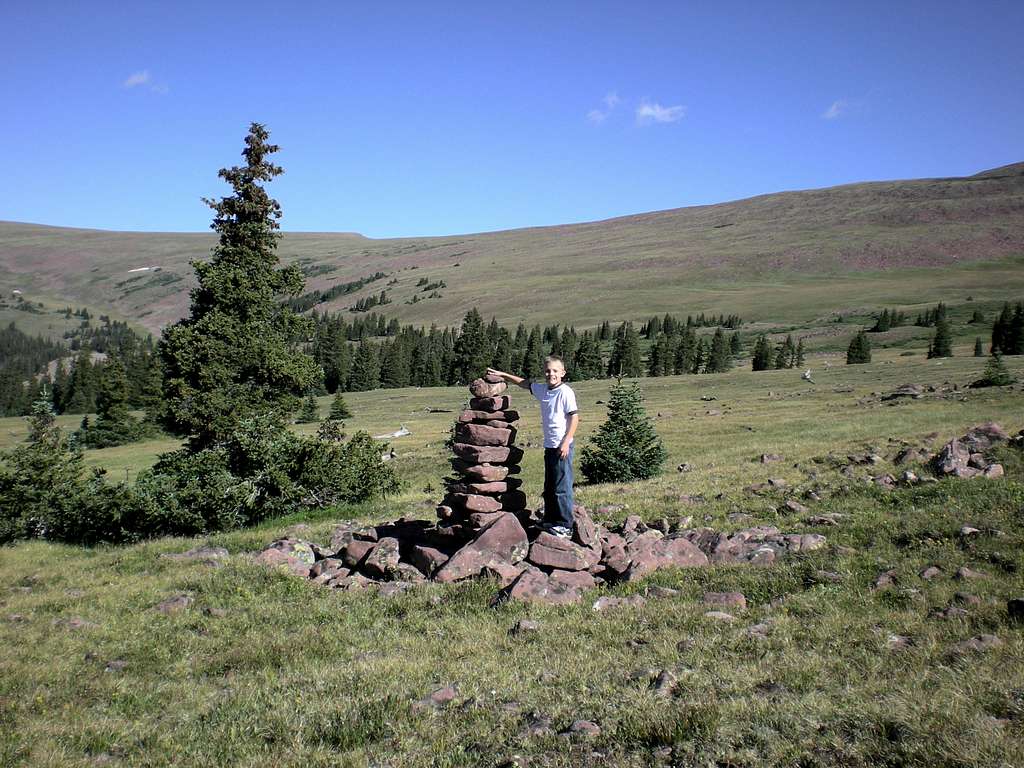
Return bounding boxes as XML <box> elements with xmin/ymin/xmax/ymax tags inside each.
<box><xmin>932</xmin><ymin>422</ymin><xmax>1008</xmax><ymax>479</ymax></box>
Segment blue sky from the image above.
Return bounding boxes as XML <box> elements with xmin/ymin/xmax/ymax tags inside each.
<box><xmin>3</xmin><ymin>1</ymin><xmax>1022</xmax><ymax>238</ymax></box>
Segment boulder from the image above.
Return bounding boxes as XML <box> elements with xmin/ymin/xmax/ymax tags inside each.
<box><xmin>254</xmin><ymin>548</ymin><xmax>313</xmax><ymax>577</ymax></box>
<box><xmin>528</xmin><ymin>532</ymin><xmax>601</xmax><ymax>571</ymax></box>
<box><xmin>959</xmin><ymin>422</ymin><xmax>1008</xmax><ymax>453</ymax></box>
<box><xmin>434</xmin><ymin>513</ymin><xmax>529</xmax><ymax>582</ymax></box>
<box><xmin>572</xmin><ymin>506</ymin><xmax>599</xmax><ymax>548</ymax></box>
<box><xmin>469</xmin><ymin>395</ymin><xmax>511</xmax><ymax>412</ymax></box>
<box><xmin>362</xmin><ymin>537</ymin><xmax>401</xmax><ymax>580</ymax></box>
<box><xmin>452</xmin><ymin>443</ymin><xmax>524</xmax><ymax>465</ymax></box>
<box><xmin>623</xmin><ymin>537</ymin><xmax>709</xmax><ymax>581</ymax></box>
<box><xmin>934</xmin><ymin>439</ymin><xmax>970</xmax><ymax>476</ymax></box>
<box><xmin>481</xmin><ymin>560</ymin><xmax>528</xmax><ymax>588</ymax></box>
<box><xmin>410</xmin><ymin>545</ymin><xmax>449</xmax><ymax>578</ymax></box>
<box><xmin>470</xmin><ymin>378</ymin><xmax>508</xmax><ymax>398</ymax></box>
<box><xmin>444</xmin><ymin>493</ymin><xmax>503</xmax><ymax>514</ymax></box>
<box><xmin>497</xmin><ymin>567</ymin><xmax>582</xmax><ymax>605</ymax></box>
<box><xmin>702</xmin><ymin>592</ymin><xmax>747</xmax><ymax>611</ymax></box>
<box><xmin>548</xmin><ymin>569</ymin><xmax>597</xmax><ymax>590</ymax></box>
<box><xmin>456</xmin><ymin>423</ymin><xmax>516</xmax><ymax>447</ymax></box>
<box><xmin>340</xmin><ymin>539</ymin><xmax>377</xmax><ymax>570</ymax></box>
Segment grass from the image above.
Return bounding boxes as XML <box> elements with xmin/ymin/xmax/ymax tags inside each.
<box><xmin>2</xmin><ymin>346</ymin><xmax>1024</xmax><ymax>766</ymax></box>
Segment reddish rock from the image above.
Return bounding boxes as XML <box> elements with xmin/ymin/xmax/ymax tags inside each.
<box><xmin>451</xmin><ymin>462</ymin><xmax>511</xmax><ymax>482</ymax></box>
<box><xmin>934</xmin><ymin>438</ymin><xmax>970</xmax><ymax>476</ymax></box>
<box><xmin>414</xmin><ymin>685</ymin><xmax>458</xmax><ymax>710</ymax></box>
<box><xmin>572</xmin><ymin>506</ymin><xmax>599</xmax><ymax>548</ymax></box>
<box><xmin>456</xmin><ymin>423</ymin><xmax>515</xmax><ymax>447</ymax></box>
<box><xmin>470</xmin><ymin>378</ymin><xmax>508</xmax><ymax>398</ymax></box>
<box><xmin>459</xmin><ymin>409</ymin><xmax>520</xmax><ymax>423</ymax></box>
<box><xmin>528</xmin><ymin>532</ymin><xmax>601</xmax><ymax>571</ymax></box>
<box><xmin>498</xmin><ymin>568</ymin><xmax>582</xmax><ymax>605</ymax></box>
<box><xmin>481</xmin><ymin>560</ymin><xmax>528</xmax><ymax>588</ymax></box>
<box><xmin>445</xmin><ymin>493</ymin><xmax>503</xmax><ymax>513</ymax></box>
<box><xmin>470</xmin><ymin>395</ymin><xmax>511</xmax><ymax>412</ymax></box>
<box><xmin>254</xmin><ymin>548</ymin><xmax>313</xmax><ymax>577</ymax></box>
<box><xmin>465</xmin><ymin>479</ymin><xmax>521</xmax><ymax>494</ymax></box>
<box><xmin>434</xmin><ymin>513</ymin><xmax>529</xmax><ymax>582</ymax></box>
<box><xmin>467</xmin><ymin>511</ymin><xmax>505</xmax><ymax>529</ymax></box>
<box><xmin>702</xmin><ymin>591</ymin><xmax>747</xmax><ymax>611</ymax></box>
<box><xmin>959</xmin><ymin>422</ymin><xmax>1009</xmax><ymax>453</ymax></box>
<box><xmin>340</xmin><ymin>539</ymin><xmax>377</xmax><ymax>569</ymax></box>
<box><xmin>362</xmin><ymin>537</ymin><xmax>401</xmax><ymax>579</ymax></box>
<box><xmin>452</xmin><ymin>443</ymin><xmax>524</xmax><ymax>464</ymax></box>
<box><xmin>410</xmin><ymin>545</ymin><xmax>449</xmax><ymax>578</ymax></box>
<box><xmin>310</xmin><ymin>558</ymin><xmax>349</xmax><ymax>582</ymax></box>
<box><xmin>549</xmin><ymin>569</ymin><xmax>597</xmax><ymax>590</ymax></box>
<box><xmin>623</xmin><ymin>537</ymin><xmax>708</xmax><ymax>582</ymax></box>
<box><xmin>392</xmin><ymin>563</ymin><xmax>427</xmax><ymax>584</ymax></box>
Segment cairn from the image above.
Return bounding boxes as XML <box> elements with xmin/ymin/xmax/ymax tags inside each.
<box><xmin>439</xmin><ymin>374</ymin><xmax>530</xmax><ymax>531</ymax></box>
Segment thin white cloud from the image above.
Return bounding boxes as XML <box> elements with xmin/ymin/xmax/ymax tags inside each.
<box><xmin>822</xmin><ymin>99</ymin><xmax>848</xmax><ymax>120</ymax></box>
<box><xmin>123</xmin><ymin>70</ymin><xmax>151</xmax><ymax>88</ymax></box>
<box><xmin>636</xmin><ymin>100</ymin><xmax>686</xmax><ymax>125</ymax></box>
<box><xmin>587</xmin><ymin>91</ymin><xmax>621</xmax><ymax>123</ymax></box>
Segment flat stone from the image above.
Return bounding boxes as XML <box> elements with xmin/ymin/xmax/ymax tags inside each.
<box><xmin>623</xmin><ymin>537</ymin><xmax>709</xmax><ymax>581</ymax></box>
<box><xmin>464</xmin><ymin>479</ymin><xmax>521</xmax><ymax>494</ymax></box>
<box><xmin>459</xmin><ymin>409</ymin><xmax>520</xmax><ymax>423</ymax></box>
<box><xmin>704</xmin><ymin>610</ymin><xmax>737</xmax><ymax>622</ymax></box>
<box><xmin>949</xmin><ymin>634</ymin><xmax>1003</xmax><ymax>656</ymax></box>
<box><xmin>528</xmin><ymin>533</ymin><xmax>601</xmax><ymax>571</ymax></box>
<box><xmin>592</xmin><ymin>595</ymin><xmax>646</xmax><ymax>612</ymax></box>
<box><xmin>760</xmin><ymin>453</ymin><xmax>783</xmax><ymax>463</ymax></box>
<box><xmin>561</xmin><ymin>720</ymin><xmax>600</xmax><ymax>739</ymax></box>
<box><xmin>983</xmin><ymin>464</ymin><xmax>1004</xmax><ymax>478</ymax></box>
<box><xmin>452</xmin><ymin>443</ymin><xmax>524</xmax><ymax>465</ymax></box>
<box><xmin>410</xmin><ymin>545</ymin><xmax>449</xmax><ymax>578</ymax></box>
<box><xmin>444</xmin><ymin>493</ymin><xmax>503</xmax><ymax>513</ymax></box>
<box><xmin>482</xmin><ymin>561</ymin><xmax>528</xmax><ymax>588</ymax></box>
<box><xmin>253</xmin><ymin>548</ymin><xmax>312</xmax><ymax>577</ymax></box>
<box><xmin>548</xmin><ymin>569</ymin><xmax>597</xmax><ymax>591</ymax></box>
<box><xmin>155</xmin><ymin>594</ymin><xmax>193</xmax><ymax>614</ymax></box>
<box><xmin>456</xmin><ymin>422</ymin><xmax>515</xmax><ymax>447</ymax></box>
<box><xmin>919</xmin><ymin>566</ymin><xmax>942</xmax><ymax>580</ymax></box>
<box><xmin>469</xmin><ymin>396</ymin><xmax>511</xmax><ymax>412</ymax></box>
<box><xmin>414</xmin><ymin>685</ymin><xmax>458</xmax><ymax>711</ymax></box>
<box><xmin>511</xmin><ymin>619</ymin><xmax>541</xmax><ymax>636</ymax></box>
<box><xmin>645</xmin><ymin>585</ymin><xmax>680</xmax><ymax>598</ymax></box>
<box><xmin>452</xmin><ymin>462</ymin><xmax>513</xmax><ymax>482</ymax></box>
<box><xmin>782</xmin><ymin>499</ymin><xmax>808</xmax><ymax>514</ymax></box>
<box><xmin>470</xmin><ymin>378</ymin><xmax>508</xmax><ymax>398</ymax></box>
<box><xmin>702</xmin><ymin>592</ymin><xmax>746</xmax><ymax>611</ymax></box>
<box><xmin>955</xmin><ymin>566</ymin><xmax>986</xmax><ymax>581</ymax></box>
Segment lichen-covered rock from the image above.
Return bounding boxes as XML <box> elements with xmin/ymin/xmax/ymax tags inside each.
<box><xmin>470</xmin><ymin>378</ymin><xmax>508</xmax><ymax>398</ymax></box>
<box><xmin>362</xmin><ymin>537</ymin><xmax>401</xmax><ymax>580</ymax></box>
<box><xmin>434</xmin><ymin>513</ymin><xmax>529</xmax><ymax>582</ymax></box>
<box><xmin>498</xmin><ymin>567</ymin><xmax>582</xmax><ymax>605</ymax></box>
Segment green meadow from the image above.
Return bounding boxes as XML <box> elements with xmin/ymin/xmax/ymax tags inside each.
<box><xmin>2</xmin><ymin>346</ymin><xmax>1023</xmax><ymax>767</ymax></box>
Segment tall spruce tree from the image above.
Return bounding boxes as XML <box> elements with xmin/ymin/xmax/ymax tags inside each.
<box><xmin>929</xmin><ymin>316</ymin><xmax>953</xmax><ymax>358</ymax></box>
<box><xmin>706</xmin><ymin>327</ymin><xmax>731</xmax><ymax>373</ymax></box>
<box><xmin>580</xmin><ymin>379</ymin><xmax>666</xmax><ymax>483</ymax></box>
<box><xmin>453</xmin><ymin>308</ymin><xmax>490</xmax><ymax>383</ymax></box>
<box><xmin>158</xmin><ymin>123</ymin><xmax>319</xmax><ymax>449</ymax></box>
<box><xmin>846</xmin><ymin>330</ymin><xmax>872</xmax><ymax>364</ymax></box>
<box><xmin>974</xmin><ymin>337</ymin><xmax>984</xmax><ymax>357</ymax></box>
<box><xmin>751</xmin><ymin>335</ymin><xmax>772</xmax><ymax>371</ymax></box>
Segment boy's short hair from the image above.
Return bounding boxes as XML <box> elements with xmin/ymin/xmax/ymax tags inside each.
<box><xmin>544</xmin><ymin>355</ymin><xmax>565</xmax><ymax>368</ymax></box>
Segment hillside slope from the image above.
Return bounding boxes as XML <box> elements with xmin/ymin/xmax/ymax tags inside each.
<box><xmin>2</xmin><ymin>164</ymin><xmax>1023</xmax><ymax>332</ymax></box>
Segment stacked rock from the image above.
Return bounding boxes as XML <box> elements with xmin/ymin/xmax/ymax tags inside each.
<box><xmin>439</xmin><ymin>374</ymin><xmax>530</xmax><ymax>532</ymax></box>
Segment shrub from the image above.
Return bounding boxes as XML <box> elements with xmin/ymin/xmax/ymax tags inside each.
<box><xmin>580</xmin><ymin>379</ymin><xmax>666</xmax><ymax>483</ymax></box>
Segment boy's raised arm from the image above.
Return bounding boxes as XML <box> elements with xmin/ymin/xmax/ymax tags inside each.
<box><xmin>486</xmin><ymin>367</ymin><xmax>532</xmax><ymax>390</ymax></box>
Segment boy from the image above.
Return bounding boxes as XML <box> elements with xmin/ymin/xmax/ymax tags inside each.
<box><xmin>486</xmin><ymin>357</ymin><xmax>579</xmax><ymax>537</ymax></box>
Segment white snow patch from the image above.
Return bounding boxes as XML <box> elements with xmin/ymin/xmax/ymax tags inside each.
<box><xmin>127</xmin><ymin>266</ymin><xmax>157</xmax><ymax>273</ymax></box>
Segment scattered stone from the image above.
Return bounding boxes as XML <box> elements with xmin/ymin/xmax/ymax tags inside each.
<box><xmin>744</xmin><ymin>622</ymin><xmax>771</xmax><ymax>639</ymax></box>
<box><xmin>873</xmin><ymin>570</ymin><xmax>897</xmax><ymax>590</ymax></box>
<box><xmin>806</xmin><ymin>514</ymin><xmax>842</xmax><ymax>526</ymax></box>
<box><xmin>919</xmin><ymin>566</ymin><xmax>942</xmax><ymax>581</ymax></box>
<box><xmin>520</xmin><ymin>713</ymin><xmax>553</xmax><ymax>738</ymax></box>
<box><xmin>53</xmin><ymin>617</ymin><xmax>98</xmax><ymax>630</ymax></box>
<box><xmin>953</xmin><ymin>592</ymin><xmax>981</xmax><ymax>606</ymax></box>
<box><xmin>812</xmin><ymin>570</ymin><xmax>844</xmax><ymax>584</ymax></box>
<box><xmin>510</xmin><ymin>619</ymin><xmax>540</xmax><ymax>636</ymax></box>
<box><xmin>1007</xmin><ymin>598</ymin><xmax>1024</xmax><ymax>623</ymax></box>
<box><xmin>498</xmin><ymin>568</ymin><xmax>581</xmax><ymax>606</ymax></box>
<box><xmin>931</xmin><ymin>605</ymin><xmax>969</xmax><ymax>620</ymax></box>
<box><xmin>560</xmin><ymin>720</ymin><xmax>601</xmax><ymax>739</ymax></box>
<box><xmin>886</xmin><ymin>635</ymin><xmax>911</xmax><ymax>651</ymax></box>
<box><xmin>676</xmin><ymin>462</ymin><xmax>693</xmax><ymax>473</ymax></box>
<box><xmin>104</xmin><ymin>660</ymin><xmax>128</xmax><ymax>673</ymax></box>
<box><xmin>704</xmin><ymin>610</ymin><xmax>737</xmax><ymax>622</ymax></box>
<box><xmin>702</xmin><ymin>592</ymin><xmax>746</xmax><ymax>611</ymax></box>
<box><xmin>881</xmin><ymin>384</ymin><xmax>924</xmax><ymax>401</ymax></box>
<box><xmin>782</xmin><ymin>499</ymin><xmax>808</xmax><ymax>514</ymax></box>
<box><xmin>955</xmin><ymin>566</ymin><xmax>986</xmax><ymax>581</ymax></box>
<box><xmin>949</xmin><ymin>635</ymin><xmax>1003</xmax><ymax>656</ymax></box>
<box><xmin>651</xmin><ymin>669</ymin><xmax>677</xmax><ymax>697</ymax></box>
<box><xmin>760</xmin><ymin>453</ymin><xmax>783</xmax><ymax>463</ymax></box>
<box><xmin>644</xmin><ymin>585</ymin><xmax>680</xmax><ymax>599</ymax></box>
<box><xmin>154</xmin><ymin>594</ymin><xmax>193</xmax><ymax>614</ymax></box>
<box><xmin>414</xmin><ymin>685</ymin><xmax>458</xmax><ymax>711</ymax></box>
<box><xmin>592</xmin><ymin>595</ymin><xmax>646</xmax><ymax>612</ymax></box>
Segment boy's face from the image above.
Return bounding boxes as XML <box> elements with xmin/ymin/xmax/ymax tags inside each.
<box><xmin>544</xmin><ymin>360</ymin><xmax>565</xmax><ymax>388</ymax></box>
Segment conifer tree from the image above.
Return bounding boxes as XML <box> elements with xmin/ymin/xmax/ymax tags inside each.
<box><xmin>729</xmin><ymin>332</ymin><xmax>742</xmax><ymax>357</ymax></box>
<box><xmin>929</xmin><ymin>315</ymin><xmax>953</xmax><ymax>358</ymax></box>
<box><xmin>972</xmin><ymin>351</ymin><xmax>1015</xmax><ymax>387</ymax></box>
<box><xmin>751</xmin><ymin>335</ymin><xmax>772</xmax><ymax>371</ymax></box>
<box><xmin>795</xmin><ymin>338</ymin><xmax>806</xmax><ymax>367</ymax></box>
<box><xmin>157</xmin><ymin>123</ymin><xmax>319</xmax><ymax>449</ymax></box>
<box><xmin>77</xmin><ymin>358</ymin><xmax>145</xmax><ymax>448</ymax></box>
<box><xmin>328</xmin><ymin>392</ymin><xmax>352</xmax><ymax>420</ymax></box>
<box><xmin>706</xmin><ymin>327</ymin><xmax>731</xmax><ymax>373</ymax></box>
<box><xmin>296</xmin><ymin>392</ymin><xmax>320</xmax><ymax>423</ymax></box>
<box><xmin>349</xmin><ymin>341</ymin><xmax>380</xmax><ymax>391</ymax></box>
<box><xmin>453</xmin><ymin>308</ymin><xmax>490</xmax><ymax>383</ymax></box>
<box><xmin>522</xmin><ymin>326</ymin><xmax>545</xmax><ymax>379</ymax></box>
<box><xmin>846</xmin><ymin>330</ymin><xmax>872</xmax><ymax>364</ymax></box>
<box><xmin>974</xmin><ymin>337</ymin><xmax>984</xmax><ymax>357</ymax></box>
<box><xmin>580</xmin><ymin>379</ymin><xmax>666</xmax><ymax>483</ymax></box>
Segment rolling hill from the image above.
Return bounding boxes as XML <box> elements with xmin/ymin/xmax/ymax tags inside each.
<box><xmin>2</xmin><ymin>162</ymin><xmax>1023</xmax><ymax>335</ymax></box>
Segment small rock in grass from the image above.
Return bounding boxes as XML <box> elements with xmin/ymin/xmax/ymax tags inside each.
<box><xmin>783</xmin><ymin>499</ymin><xmax>808</xmax><ymax>514</ymax></box>
<box><xmin>955</xmin><ymin>566</ymin><xmax>986</xmax><ymax>581</ymax></box>
<box><xmin>959</xmin><ymin>525</ymin><xmax>981</xmax><ymax>538</ymax></box>
<box><xmin>592</xmin><ymin>595</ymin><xmax>647</xmax><ymax>612</ymax></box>
<box><xmin>949</xmin><ymin>634</ymin><xmax>1003</xmax><ymax>656</ymax></box>
<box><xmin>510</xmin><ymin>619</ymin><xmax>540</xmax><ymax>636</ymax></box>
<box><xmin>155</xmin><ymin>594</ymin><xmax>193</xmax><ymax>614</ymax></box>
<box><xmin>104</xmin><ymin>659</ymin><xmax>128</xmax><ymax>673</ymax></box>
<box><xmin>676</xmin><ymin>463</ymin><xmax>693</xmax><ymax>473</ymax></box>
<box><xmin>886</xmin><ymin>635</ymin><xmax>911</xmax><ymax>651</ymax></box>
<box><xmin>812</xmin><ymin>570</ymin><xmax>844</xmax><ymax>584</ymax></box>
<box><xmin>930</xmin><ymin>605</ymin><xmax>969</xmax><ymax>620</ymax></box>
<box><xmin>560</xmin><ymin>720</ymin><xmax>601</xmax><ymax>739</ymax></box>
<box><xmin>953</xmin><ymin>592</ymin><xmax>981</xmax><ymax>606</ymax></box>
<box><xmin>520</xmin><ymin>713</ymin><xmax>553</xmax><ymax>738</ymax></box>
<box><xmin>704</xmin><ymin>611</ymin><xmax>737</xmax><ymax>622</ymax></box>
<box><xmin>53</xmin><ymin>617</ymin><xmax>98</xmax><ymax>630</ymax></box>
<box><xmin>919</xmin><ymin>566</ymin><xmax>942</xmax><ymax>581</ymax></box>
<box><xmin>744</xmin><ymin>622</ymin><xmax>771</xmax><ymax>639</ymax></box>
<box><xmin>644</xmin><ymin>585</ymin><xmax>680</xmax><ymax>599</ymax></box>
<box><xmin>651</xmin><ymin>669</ymin><xmax>677</xmax><ymax>697</ymax></box>
<box><xmin>497</xmin><ymin>756</ymin><xmax>529</xmax><ymax>768</ymax></box>
<box><xmin>873</xmin><ymin>570</ymin><xmax>897</xmax><ymax>590</ymax></box>
<box><xmin>702</xmin><ymin>592</ymin><xmax>746</xmax><ymax>611</ymax></box>
<box><xmin>414</xmin><ymin>685</ymin><xmax>458</xmax><ymax>711</ymax></box>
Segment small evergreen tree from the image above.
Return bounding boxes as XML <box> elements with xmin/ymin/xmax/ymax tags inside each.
<box><xmin>706</xmin><ymin>327</ymin><xmax>731</xmax><ymax>373</ymax></box>
<box><xmin>846</xmin><ymin>330</ymin><xmax>872</xmax><ymax>364</ymax></box>
<box><xmin>929</xmin><ymin>316</ymin><xmax>953</xmax><ymax>358</ymax></box>
<box><xmin>77</xmin><ymin>358</ymin><xmax>148</xmax><ymax>448</ymax></box>
<box><xmin>971</xmin><ymin>352</ymin><xmax>1015</xmax><ymax>388</ymax></box>
<box><xmin>729</xmin><ymin>332</ymin><xmax>742</xmax><ymax>357</ymax></box>
<box><xmin>751</xmin><ymin>335</ymin><xmax>772</xmax><ymax>371</ymax></box>
<box><xmin>328</xmin><ymin>392</ymin><xmax>352</xmax><ymax>420</ymax></box>
<box><xmin>974</xmin><ymin>337</ymin><xmax>984</xmax><ymax>357</ymax></box>
<box><xmin>795</xmin><ymin>338</ymin><xmax>806</xmax><ymax>367</ymax></box>
<box><xmin>580</xmin><ymin>379</ymin><xmax>666</xmax><ymax>483</ymax></box>
<box><xmin>296</xmin><ymin>392</ymin><xmax>320</xmax><ymax>423</ymax></box>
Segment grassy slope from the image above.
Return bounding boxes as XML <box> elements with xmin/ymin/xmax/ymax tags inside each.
<box><xmin>2</xmin><ymin>163</ymin><xmax>1023</xmax><ymax>336</ymax></box>
<box><xmin>1</xmin><ymin>349</ymin><xmax>1023</xmax><ymax>766</ymax></box>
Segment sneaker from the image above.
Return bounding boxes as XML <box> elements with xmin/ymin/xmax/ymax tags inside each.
<box><xmin>545</xmin><ymin>525</ymin><xmax>572</xmax><ymax>539</ymax></box>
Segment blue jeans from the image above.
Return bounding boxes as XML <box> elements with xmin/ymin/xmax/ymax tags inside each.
<box><xmin>543</xmin><ymin>444</ymin><xmax>575</xmax><ymax>529</ymax></box>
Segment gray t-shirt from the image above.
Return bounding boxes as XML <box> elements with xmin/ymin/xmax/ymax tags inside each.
<box><xmin>530</xmin><ymin>382</ymin><xmax>579</xmax><ymax>449</ymax></box>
